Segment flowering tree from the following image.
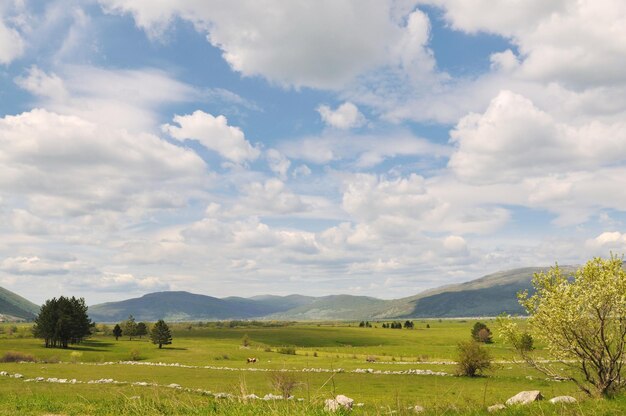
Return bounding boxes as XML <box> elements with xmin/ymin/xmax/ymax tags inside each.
<box><xmin>500</xmin><ymin>255</ymin><xmax>626</xmax><ymax>397</ymax></box>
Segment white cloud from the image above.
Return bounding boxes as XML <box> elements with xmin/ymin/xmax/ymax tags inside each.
<box><xmin>317</xmin><ymin>102</ymin><xmax>365</xmax><ymax>129</ymax></box>
<box><xmin>15</xmin><ymin>65</ymin><xmax>199</xmax><ymax>132</ymax></box>
<box><xmin>99</xmin><ymin>0</ymin><xmax>435</xmax><ymax>90</ymax></box>
<box><xmin>0</xmin><ymin>4</ymin><xmax>25</xmax><ymax>64</ymax></box>
<box><xmin>266</xmin><ymin>149</ymin><xmax>291</xmax><ymax>179</ymax></box>
<box><xmin>0</xmin><ymin>109</ymin><xmax>207</xmax><ymax>217</ymax></box>
<box><xmin>449</xmin><ymin>90</ymin><xmax>626</xmax><ymax>184</ymax></box>
<box><xmin>0</xmin><ymin>256</ymin><xmax>71</xmax><ymax>275</ymax></box>
<box><xmin>428</xmin><ymin>0</ymin><xmax>626</xmax><ymax>89</ymax></box>
<box><xmin>163</xmin><ymin>110</ymin><xmax>260</xmax><ymax>164</ymax></box>
<box><xmin>586</xmin><ymin>232</ymin><xmax>626</xmax><ymax>255</ymax></box>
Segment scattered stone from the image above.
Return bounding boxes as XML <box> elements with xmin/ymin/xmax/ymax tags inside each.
<box><xmin>244</xmin><ymin>394</ymin><xmax>259</xmax><ymax>400</ymax></box>
<box><xmin>412</xmin><ymin>405</ymin><xmax>425</xmax><ymax>413</ymax></box>
<box><xmin>324</xmin><ymin>395</ymin><xmax>354</xmax><ymax>411</ymax></box>
<box><xmin>12</xmin><ymin>373</ymin><xmax>23</xmax><ymax>379</ymax></box>
<box><xmin>262</xmin><ymin>393</ymin><xmax>283</xmax><ymax>400</ymax></box>
<box><xmin>549</xmin><ymin>396</ymin><xmax>577</xmax><ymax>404</ymax></box>
<box><xmin>0</xmin><ymin>371</ymin><xmax>7</xmax><ymax>376</ymax></box>
<box><xmin>167</xmin><ymin>383</ymin><xmax>181</xmax><ymax>389</ymax></box>
<box><xmin>506</xmin><ymin>390</ymin><xmax>543</xmax><ymax>406</ymax></box>
<box><xmin>487</xmin><ymin>404</ymin><xmax>506</xmax><ymax>412</ymax></box>
<box><xmin>129</xmin><ymin>396</ymin><xmax>140</xmax><ymax>400</ymax></box>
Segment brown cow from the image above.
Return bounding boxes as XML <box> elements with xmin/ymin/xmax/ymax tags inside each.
<box><xmin>247</xmin><ymin>357</ymin><xmax>257</xmax><ymax>363</ymax></box>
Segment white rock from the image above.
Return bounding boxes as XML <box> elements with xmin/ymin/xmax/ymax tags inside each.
<box><xmin>263</xmin><ymin>393</ymin><xmax>283</xmax><ymax>400</ymax></box>
<box><xmin>335</xmin><ymin>395</ymin><xmax>354</xmax><ymax>409</ymax></box>
<box><xmin>167</xmin><ymin>383</ymin><xmax>181</xmax><ymax>389</ymax></box>
<box><xmin>412</xmin><ymin>405</ymin><xmax>425</xmax><ymax>413</ymax></box>
<box><xmin>487</xmin><ymin>404</ymin><xmax>506</xmax><ymax>412</ymax></box>
<box><xmin>324</xmin><ymin>399</ymin><xmax>340</xmax><ymax>412</ymax></box>
<box><xmin>549</xmin><ymin>396</ymin><xmax>577</xmax><ymax>404</ymax></box>
<box><xmin>506</xmin><ymin>390</ymin><xmax>543</xmax><ymax>406</ymax></box>
<box><xmin>244</xmin><ymin>394</ymin><xmax>259</xmax><ymax>400</ymax></box>
<box><xmin>12</xmin><ymin>373</ymin><xmax>23</xmax><ymax>379</ymax></box>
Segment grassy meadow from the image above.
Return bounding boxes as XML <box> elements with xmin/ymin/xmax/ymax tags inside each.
<box><xmin>0</xmin><ymin>319</ymin><xmax>624</xmax><ymax>415</ymax></box>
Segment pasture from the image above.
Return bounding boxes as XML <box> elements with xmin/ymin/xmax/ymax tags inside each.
<box><xmin>0</xmin><ymin>320</ymin><xmax>623</xmax><ymax>415</ymax></box>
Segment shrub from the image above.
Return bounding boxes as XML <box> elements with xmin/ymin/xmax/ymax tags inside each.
<box><xmin>268</xmin><ymin>372</ymin><xmax>299</xmax><ymax>398</ymax></box>
<box><xmin>277</xmin><ymin>346</ymin><xmax>296</xmax><ymax>355</ymax></box>
<box><xmin>69</xmin><ymin>351</ymin><xmax>83</xmax><ymax>363</ymax></box>
<box><xmin>471</xmin><ymin>322</ymin><xmax>492</xmax><ymax>343</ymax></box>
<box><xmin>128</xmin><ymin>349</ymin><xmax>142</xmax><ymax>361</ymax></box>
<box><xmin>0</xmin><ymin>351</ymin><xmax>36</xmax><ymax>363</ymax></box>
<box><xmin>456</xmin><ymin>340</ymin><xmax>491</xmax><ymax>377</ymax></box>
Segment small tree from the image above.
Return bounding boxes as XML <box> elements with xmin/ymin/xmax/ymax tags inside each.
<box><xmin>122</xmin><ymin>315</ymin><xmax>137</xmax><ymax>340</ymax></box>
<box><xmin>112</xmin><ymin>324</ymin><xmax>122</xmax><ymax>341</ymax></box>
<box><xmin>404</xmin><ymin>320</ymin><xmax>414</xmax><ymax>329</ymax></box>
<box><xmin>150</xmin><ymin>319</ymin><xmax>172</xmax><ymax>349</ymax></box>
<box><xmin>456</xmin><ymin>340</ymin><xmax>491</xmax><ymax>377</ymax></box>
<box><xmin>500</xmin><ymin>255</ymin><xmax>626</xmax><ymax>397</ymax></box>
<box><xmin>241</xmin><ymin>334</ymin><xmax>250</xmax><ymax>347</ymax></box>
<box><xmin>136</xmin><ymin>322</ymin><xmax>148</xmax><ymax>339</ymax></box>
<box><xmin>471</xmin><ymin>322</ymin><xmax>492</xmax><ymax>343</ymax></box>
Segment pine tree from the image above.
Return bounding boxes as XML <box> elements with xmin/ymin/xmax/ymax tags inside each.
<box><xmin>136</xmin><ymin>322</ymin><xmax>148</xmax><ymax>339</ymax></box>
<box><xmin>123</xmin><ymin>315</ymin><xmax>138</xmax><ymax>340</ymax></box>
<box><xmin>32</xmin><ymin>296</ymin><xmax>93</xmax><ymax>348</ymax></box>
<box><xmin>112</xmin><ymin>324</ymin><xmax>122</xmax><ymax>340</ymax></box>
<box><xmin>150</xmin><ymin>319</ymin><xmax>172</xmax><ymax>349</ymax></box>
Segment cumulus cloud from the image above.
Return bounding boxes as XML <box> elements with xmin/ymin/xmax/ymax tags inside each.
<box><xmin>0</xmin><ymin>256</ymin><xmax>72</xmax><ymax>275</ymax></box>
<box><xmin>15</xmin><ymin>65</ymin><xmax>199</xmax><ymax>132</ymax></box>
<box><xmin>428</xmin><ymin>0</ymin><xmax>626</xmax><ymax>89</ymax></box>
<box><xmin>449</xmin><ymin>90</ymin><xmax>626</xmax><ymax>184</ymax></box>
<box><xmin>317</xmin><ymin>102</ymin><xmax>365</xmax><ymax>129</ymax></box>
<box><xmin>266</xmin><ymin>149</ymin><xmax>291</xmax><ymax>179</ymax></box>
<box><xmin>0</xmin><ymin>109</ymin><xmax>207</xmax><ymax>217</ymax></box>
<box><xmin>99</xmin><ymin>0</ymin><xmax>435</xmax><ymax>89</ymax></box>
<box><xmin>163</xmin><ymin>110</ymin><xmax>260</xmax><ymax>164</ymax></box>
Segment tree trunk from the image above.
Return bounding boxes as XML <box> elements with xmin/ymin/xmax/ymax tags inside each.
<box><xmin>159</xmin><ymin>343</ymin><xmax>162</xmax><ymax>349</ymax></box>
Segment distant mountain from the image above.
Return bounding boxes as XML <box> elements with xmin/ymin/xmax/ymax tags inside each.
<box><xmin>375</xmin><ymin>266</ymin><xmax>578</xmax><ymax>319</ymax></box>
<box><xmin>88</xmin><ymin>291</ymin><xmax>316</xmax><ymax>322</ymax></box>
<box><xmin>87</xmin><ymin>266</ymin><xmax>578</xmax><ymax>322</ymax></box>
<box><xmin>0</xmin><ymin>286</ymin><xmax>39</xmax><ymax>321</ymax></box>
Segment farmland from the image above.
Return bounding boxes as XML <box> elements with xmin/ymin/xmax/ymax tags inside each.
<box><xmin>0</xmin><ymin>320</ymin><xmax>623</xmax><ymax>415</ymax></box>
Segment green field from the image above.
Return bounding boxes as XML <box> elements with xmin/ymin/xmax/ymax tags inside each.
<box><xmin>0</xmin><ymin>320</ymin><xmax>624</xmax><ymax>415</ymax></box>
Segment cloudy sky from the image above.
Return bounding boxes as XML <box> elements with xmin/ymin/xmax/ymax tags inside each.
<box><xmin>1</xmin><ymin>0</ymin><xmax>626</xmax><ymax>305</ymax></box>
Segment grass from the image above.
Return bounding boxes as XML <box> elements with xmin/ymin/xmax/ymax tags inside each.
<box><xmin>0</xmin><ymin>320</ymin><xmax>624</xmax><ymax>414</ymax></box>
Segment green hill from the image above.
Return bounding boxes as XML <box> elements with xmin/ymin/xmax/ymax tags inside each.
<box><xmin>0</xmin><ymin>286</ymin><xmax>39</xmax><ymax>321</ymax></box>
<box><xmin>87</xmin><ymin>265</ymin><xmax>579</xmax><ymax>322</ymax></box>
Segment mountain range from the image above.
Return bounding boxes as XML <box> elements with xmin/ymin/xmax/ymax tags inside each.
<box><xmin>0</xmin><ymin>266</ymin><xmax>577</xmax><ymax>322</ymax></box>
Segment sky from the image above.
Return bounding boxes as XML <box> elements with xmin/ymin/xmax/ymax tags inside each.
<box><xmin>1</xmin><ymin>0</ymin><xmax>626</xmax><ymax>305</ymax></box>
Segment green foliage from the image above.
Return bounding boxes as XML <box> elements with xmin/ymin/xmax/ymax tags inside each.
<box><xmin>112</xmin><ymin>324</ymin><xmax>122</xmax><ymax>340</ymax></box>
<box><xmin>32</xmin><ymin>296</ymin><xmax>93</xmax><ymax>348</ymax></box>
<box><xmin>510</xmin><ymin>255</ymin><xmax>626</xmax><ymax>397</ymax></box>
<box><xmin>136</xmin><ymin>322</ymin><xmax>148</xmax><ymax>338</ymax></box>
<box><xmin>470</xmin><ymin>322</ymin><xmax>492</xmax><ymax>343</ymax></box>
<box><xmin>456</xmin><ymin>340</ymin><xmax>491</xmax><ymax>377</ymax></box>
<box><xmin>0</xmin><ymin>350</ymin><xmax>36</xmax><ymax>362</ymax></box>
<box><xmin>403</xmin><ymin>320</ymin><xmax>414</xmax><ymax>329</ymax></box>
<box><xmin>150</xmin><ymin>319</ymin><xmax>172</xmax><ymax>349</ymax></box>
<box><xmin>277</xmin><ymin>346</ymin><xmax>296</xmax><ymax>355</ymax></box>
<box><xmin>122</xmin><ymin>315</ymin><xmax>138</xmax><ymax>340</ymax></box>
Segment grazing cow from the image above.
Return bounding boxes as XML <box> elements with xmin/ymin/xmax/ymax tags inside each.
<box><xmin>247</xmin><ymin>357</ymin><xmax>257</xmax><ymax>363</ymax></box>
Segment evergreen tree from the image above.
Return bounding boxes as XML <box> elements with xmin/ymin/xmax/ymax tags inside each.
<box><xmin>471</xmin><ymin>322</ymin><xmax>492</xmax><ymax>343</ymax></box>
<box><xmin>123</xmin><ymin>315</ymin><xmax>138</xmax><ymax>340</ymax></box>
<box><xmin>150</xmin><ymin>319</ymin><xmax>172</xmax><ymax>349</ymax></box>
<box><xmin>32</xmin><ymin>296</ymin><xmax>93</xmax><ymax>348</ymax></box>
<box><xmin>112</xmin><ymin>324</ymin><xmax>122</xmax><ymax>340</ymax></box>
<box><xmin>136</xmin><ymin>322</ymin><xmax>148</xmax><ymax>339</ymax></box>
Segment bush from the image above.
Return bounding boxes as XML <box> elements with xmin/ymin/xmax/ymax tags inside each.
<box><xmin>471</xmin><ymin>322</ymin><xmax>492</xmax><ymax>343</ymax></box>
<box><xmin>268</xmin><ymin>372</ymin><xmax>299</xmax><ymax>398</ymax></box>
<box><xmin>277</xmin><ymin>346</ymin><xmax>296</xmax><ymax>355</ymax></box>
<box><xmin>456</xmin><ymin>340</ymin><xmax>491</xmax><ymax>377</ymax></box>
<box><xmin>128</xmin><ymin>349</ymin><xmax>142</xmax><ymax>361</ymax></box>
<box><xmin>0</xmin><ymin>351</ymin><xmax>36</xmax><ymax>363</ymax></box>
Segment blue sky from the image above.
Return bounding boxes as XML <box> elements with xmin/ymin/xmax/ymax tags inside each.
<box><xmin>1</xmin><ymin>0</ymin><xmax>626</xmax><ymax>304</ymax></box>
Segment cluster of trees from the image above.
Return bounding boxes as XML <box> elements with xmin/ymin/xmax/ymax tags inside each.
<box><xmin>32</xmin><ymin>297</ymin><xmax>93</xmax><ymax>348</ymax></box>
<box><xmin>381</xmin><ymin>320</ymin><xmax>414</xmax><ymax>329</ymax></box>
<box><xmin>500</xmin><ymin>255</ymin><xmax>626</xmax><ymax>397</ymax></box>
<box><xmin>113</xmin><ymin>315</ymin><xmax>148</xmax><ymax>340</ymax></box>
<box><xmin>112</xmin><ymin>315</ymin><xmax>172</xmax><ymax>348</ymax></box>
<box><xmin>358</xmin><ymin>321</ymin><xmax>372</xmax><ymax>327</ymax></box>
